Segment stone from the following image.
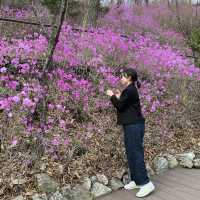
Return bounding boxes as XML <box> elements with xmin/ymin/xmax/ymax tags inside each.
<box><xmin>96</xmin><ymin>174</ymin><xmax>109</xmax><ymax>185</ymax></box>
<box><xmin>146</xmin><ymin>163</ymin><xmax>155</xmax><ymax>176</ymax></box>
<box><xmin>50</xmin><ymin>191</ymin><xmax>67</xmax><ymax>200</ymax></box>
<box><xmin>32</xmin><ymin>194</ymin><xmax>48</xmax><ymax>200</ymax></box>
<box><xmin>176</xmin><ymin>152</ymin><xmax>195</xmax><ymax>168</ymax></box>
<box><xmin>12</xmin><ymin>195</ymin><xmax>24</xmax><ymax>200</ymax></box>
<box><xmin>61</xmin><ymin>185</ymin><xmax>73</xmax><ymax>200</ymax></box>
<box><xmin>82</xmin><ymin>177</ymin><xmax>92</xmax><ymax>191</ymax></box>
<box><xmin>115</xmin><ymin>168</ymin><xmax>127</xmax><ymax>179</ymax></box>
<box><xmin>195</xmin><ymin>153</ymin><xmax>200</xmax><ymax>159</ymax></box>
<box><xmin>62</xmin><ymin>185</ymin><xmax>93</xmax><ymax>200</ymax></box>
<box><xmin>154</xmin><ymin>157</ymin><xmax>168</xmax><ymax>174</ymax></box>
<box><xmin>176</xmin><ymin>152</ymin><xmax>195</xmax><ymax>161</ymax></box>
<box><xmin>91</xmin><ymin>182</ymin><xmax>112</xmax><ymax>198</ymax></box>
<box><xmin>110</xmin><ymin>178</ymin><xmax>124</xmax><ymax>191</ymax></box>
<box><xmin>193</xmin><ymin>159</ymin><xmax>200</xmax><ymax>168</ymax></box>
<box><xmin>35</xmin><ymin>173</ymin><xmax>59</xmax><ymax>193</ymax></box>
<box><xmin>90</xmin><ymin>176</ymin><xmax>97</xmax><ymax>183</ymax></box>
<box><xmin>164</xmin><ymin>154</ymin><xmax>178</xmax><ymax>169</ymax></box>
<box><xmin>122</xmin><ymin>174</ymin><xmax>130</xmax><ymax>185</ymax></box>
<box><xmin>180</xmin><ymin>158</ymin><xmax>193</xmax><ymax>168</ymax></box>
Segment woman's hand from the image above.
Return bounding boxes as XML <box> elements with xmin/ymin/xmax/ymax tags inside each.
<box><xmin>115</xmin><ymin>89</ymin><xmax>121</xmax><ymax>99</ymax></box>
<box><xmin>106</xmin><ymin>89</ymin><xmax>114</xmax><ymax>97</ymax></box>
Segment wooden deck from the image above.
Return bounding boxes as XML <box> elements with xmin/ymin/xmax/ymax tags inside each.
<box><xmin>98</xmin><ymin>167</ymin><xmax>200</xmax><ymax>200</ymax></box>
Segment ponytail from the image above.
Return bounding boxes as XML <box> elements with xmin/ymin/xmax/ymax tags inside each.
<box><xmin>136</xmin><ymin>80</ymin><xmax>141</xmax><ymax>89</ymax></box>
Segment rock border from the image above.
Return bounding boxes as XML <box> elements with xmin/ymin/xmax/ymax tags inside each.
<box><xmin>12</xmin><ymin>151</ymin><xmax>200</xmax><ymax>200</ymax></box>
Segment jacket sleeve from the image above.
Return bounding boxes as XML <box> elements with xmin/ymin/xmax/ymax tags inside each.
<box><xmin>110</xmin><ymin>90</ymin><xmax>131</xmax><ymax>111</ymax></box>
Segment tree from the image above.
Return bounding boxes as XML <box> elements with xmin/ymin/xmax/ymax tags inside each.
<box><xmin>41</xmin><ymin>0</ymin><xmax>62</xmax><ymax>15</ymax></box>
<box><xmin>83</xmin><ymin>0</ymin><xmax>100</xmax><ymax>27</ymax></box>
<box><xmin>135</xmin><ymin>0</ymin><xmax>141</xmax><ymax>5</ymax></box>
<box><xmin>35</xmin><ymin>0</ymin><xmax>68</xmax><ymax>128</ymax></box>
<box><xmin>117</xmin><ymin>0</ymin><xmax>123</xmax><ymax>5</ymax></box>
<box><xmin>196</xmin><ymin>0</ymin><xmax>199</xmax><ymax>17</ymax></box>
<box><xmin>175</xmin><ymin>0</ymin><xmax>181</xmax><ymax>28</ymax></box>
<box><xmin>167</xmin><ymin>0</ymin><xmax>171</xmax><ymax>8</ymax></box>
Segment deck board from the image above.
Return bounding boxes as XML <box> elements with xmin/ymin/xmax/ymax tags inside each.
<box><xmin>98</xmin><ymin>167</ymin><xmax>200</xmax><ymax>200</ymax></box>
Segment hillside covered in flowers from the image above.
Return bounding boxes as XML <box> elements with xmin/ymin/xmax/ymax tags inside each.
<box><xmin>0</xmin><ymin>2</ymin><xmax>200</xmax><ymax>199</ymax></box>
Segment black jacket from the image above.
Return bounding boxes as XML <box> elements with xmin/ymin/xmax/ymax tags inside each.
<box><xmin>110</xmin><ymin>83</ymin><xmax>145</xmax><ymax>125</ymax></box>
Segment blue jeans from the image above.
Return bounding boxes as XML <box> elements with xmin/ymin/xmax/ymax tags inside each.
<box><xmin>123</xmin><ymin>123</ymin><xmax>149</xmax><ymax>185</ymax></box>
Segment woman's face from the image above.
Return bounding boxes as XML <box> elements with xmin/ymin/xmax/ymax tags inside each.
<box><xmin>120</xmin><ymin>74</ymin><xmax>131</xmax><ymax>85</ymax></box>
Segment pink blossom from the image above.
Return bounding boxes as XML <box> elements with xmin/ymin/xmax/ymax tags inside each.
<box><xmin>22</xmin><ymin>98</ymin><xmax>34</xmax><ymax>107</ymax></box>
<box><xmin>0</xmin><ymin>67</ymin><xmax>7</xmax><ymax>73</ymax></box>
<box><xmin>51</xmin><ymin>136</ymin><xmax>60</xmax><ymax>146</ymax></box>
<box><xmin>11</xmin><ymin>137</ymin><xmax>18</xmax><ymax>146</ymax></box>
<box><xmin>63</xmin><ymin>138</ymin><xmax>70</xmax><ymax>146</ymax></box>
<box><xmin>0</xmin><ymin>99</ymin><xmax>11</xmax><ymax>110</ymax></box>
<box><xmin>12</xmin><ymin>96</ymin><xmax>20</xmax><ymax>103</ymax></box>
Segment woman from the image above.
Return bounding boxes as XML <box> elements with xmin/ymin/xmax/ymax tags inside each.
<box><xmin>106</xmin><ymin>68</ymin><xmax>155</xmax><ymax>198</ymax></box>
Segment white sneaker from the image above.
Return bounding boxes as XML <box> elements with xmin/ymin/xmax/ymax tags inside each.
<box><xmin>124</xmin><ymin>181</ymin><xmax>140</xmax><ymax>190</ymax></box>
<box><xmin>136</xmin><ymin>181</ymin><xmax>155</xmax><ymax>198</ymax></box>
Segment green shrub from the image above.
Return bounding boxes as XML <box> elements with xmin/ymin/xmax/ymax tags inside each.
<box><xmin>41</xmin><ymin>0</ymin><xmax>61</xmax><ymax>14</ymax></box>
<box><xmin>190</xmin><ymin>28</ymin><xmax>200</xmax><ymax>67</ymax></box>
<box><xmin>190</xmin><ymin>28</ymin><xmax>200</xmax><ymax>52</ymax></box>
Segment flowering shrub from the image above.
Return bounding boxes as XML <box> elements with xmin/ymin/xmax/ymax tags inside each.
<box><xmin>0</xmin><ymin>4</ymin><xmax>200</xmax><ymax>188</ymax></box>
<box><xmin>1</xmin><ymin>12</ymin><xmax>200</xmax><ymax>151</ymax></box>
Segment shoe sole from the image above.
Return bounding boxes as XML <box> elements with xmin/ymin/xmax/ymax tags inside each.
<box><xmin>124</xmin><ymin>186</ymin><xmax>140</xmax><ymax>190</ymax></box>
<box><xmin>136</xmin><ymin>186</ymin><xmax>155</xmax><ymax>198</ymax></box>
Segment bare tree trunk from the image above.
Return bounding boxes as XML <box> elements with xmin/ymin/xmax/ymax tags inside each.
<box><xmin>175</xmin><ymin>0</ymin><xmax>181</xmax><ymax>28</ymax></box>
<box><xmin>188</xmin><ymin>0</ymin><xmax>193</xmax><ymax>33</ymax></box>
<box><xmin>83</xmin><ymin>0</ymin><xmax>100</xmax><ymax>27</ymax></box>
<box><xmin>42</xmin><ymin>1</ymin><xmax>67</xmax><ymax>75</ymax></box>
<box><xmin>167</xmin><ymin>0</ymin><xmax>170</xmax><ymax>8</ymax></box>
<box><xmin>38</xmin><ymin>0</ymin><xmax>68</xmax><ymax>127</ymax></box>
<box><xmin>117</xmin><ymin>0</ymin><xmax>123</xmax><ymax>6</ymax></box>
<box><xmin>196</xmin><ymin>0</ymin><xmax>199</xmax><ymax>18</ymax></box>
<box><xmin>135</xmin><ymin>0</ymin><xmax>140</xmax><ymax>5</ymax></box>
<box><xmin>145</xmin><ymin>0</ymin><xmax>149</xmax><ymax>6</ymax></box>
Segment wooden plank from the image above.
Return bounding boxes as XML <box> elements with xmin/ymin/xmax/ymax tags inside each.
<box><xmin>152</xmin><ymin>175</ymin><xmax>198</xmax><ymax>193</ymax></box>
<box><xmin>175</xmin><ymin>167</ymin><xmax>200</xmax><ymax>176</ymax></box>
<box><xmin>168</xmin><ymin>168</ymin><xmax>200</xmax><ymax>184</ymax></box>
<box><xmin>98</xmin><ymin>188</ymin><xmax>160</xmax><ymax>200</ymax></box>
<box><xmin>98</xmin><ymin>168</ymin><xmax>200</xmax><ymax>200</ymax></box>
<box><xmin>152</xmin><ymin>180</ymin><xmax>200</xmax><ymax>200</ymax></box>
<box><xmin>152</xmin><ymin>170</ymin><xmax>200</xmax><ymax>190</ymax></box>
<box><xmin>166</xmin><ymin>169</ymin><xmax>200</xmax><ymax>189</ymax></box>
<box><xmin>153</xmin><ymin>177</ymin><xmax>200</xmax><ymax>199</ymax></box>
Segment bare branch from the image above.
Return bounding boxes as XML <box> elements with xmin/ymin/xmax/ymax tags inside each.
<box><xmin>37</xmin><ymin>0</ymin><xmax>68</xmax><ymax>126</ymax></box>
<box><xmin>42</xmin><ymin>0</ymin><xmax>68</xmax><ymax>74</ymax></box>
<box><xmin>0</xmin><ymin>17</ymin><xmax>54</xmax><ymax>27</ymax></box>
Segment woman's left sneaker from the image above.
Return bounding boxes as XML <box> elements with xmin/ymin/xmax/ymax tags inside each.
<box><xmin>136</xmin><ymin>181</ymin><xmax>155</xmax><ymax>198</ymax></box>
<box><xmin>124</xmin><ymin>181</ymin><xmax>140</xmax><ymax>190</ymax></box>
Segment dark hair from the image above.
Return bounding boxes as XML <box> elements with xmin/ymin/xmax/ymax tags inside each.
<box><xmin>121</xmin><ymin>68</ymin><xmax>141</xmax><ymax>88</ymax></box>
